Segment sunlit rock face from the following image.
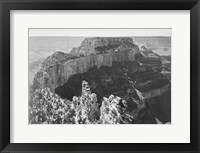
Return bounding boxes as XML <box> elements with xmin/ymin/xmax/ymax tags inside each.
<box><xmin>32</xmin><ymin>37</ymin><xmax>140</xmax><ymax>91</ymax></box>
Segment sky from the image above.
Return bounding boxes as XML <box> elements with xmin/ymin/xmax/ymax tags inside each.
<box><xmin>29</xmin><ymin>28</ymin><xmax>172</xmax><ymax>37</ymax></box>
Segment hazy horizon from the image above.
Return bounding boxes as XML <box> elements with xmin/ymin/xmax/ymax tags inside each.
<box><xmin>29</xmin><ymin>29</ymin><xmax>172</xmax><ymax>37</ymax></box>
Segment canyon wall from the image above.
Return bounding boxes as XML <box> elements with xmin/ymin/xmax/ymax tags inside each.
<box><xmin>33</xmin><ymin>38</ymin><xmax>140</xmax><ymax>91</ymax></box>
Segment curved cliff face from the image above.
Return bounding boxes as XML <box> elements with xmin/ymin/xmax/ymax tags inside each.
<box><xmin>33</xmin><ymin>37</ymin><xmax>140</xmax><ymax>91</ymax></box>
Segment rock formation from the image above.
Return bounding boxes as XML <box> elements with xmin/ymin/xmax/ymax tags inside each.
<box><xmin>32</xmin><ymin>37</ymin><xmax>140</xmax><ymax>91</ymax></box>
<box><xmin>70</xmin><ymin>37</ymin><xmax>136</xmax><ymax>56</ymax></box>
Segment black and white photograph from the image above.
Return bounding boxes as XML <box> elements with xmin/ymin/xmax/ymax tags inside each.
<box><xmin>28</xmin><ymin>29</ymin><xmax>171</xmax><ymax>124</ymax></box>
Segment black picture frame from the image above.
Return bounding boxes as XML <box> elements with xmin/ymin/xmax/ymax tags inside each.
<box><xmin>0</xmin><ymin>0</ymin><xmax>199</xmax><ymax>153</ymax></box>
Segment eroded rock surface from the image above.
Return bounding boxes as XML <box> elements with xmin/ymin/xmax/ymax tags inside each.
<box><xmin>33</xmin><ymin>37</ymin><xmax>140</xmax><ymax>91</ymax></box>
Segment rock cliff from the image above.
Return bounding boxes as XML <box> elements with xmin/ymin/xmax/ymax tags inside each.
<box><xmin>33</xmin><ymin>37</ymin><xmax>140</xmax><ymax>91</ymax></box>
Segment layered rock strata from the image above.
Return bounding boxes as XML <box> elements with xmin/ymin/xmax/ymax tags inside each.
<box><xmin>33</xmin><ymin>37</ymin><xmax>140</xmax><ymax>91</ymax></box>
